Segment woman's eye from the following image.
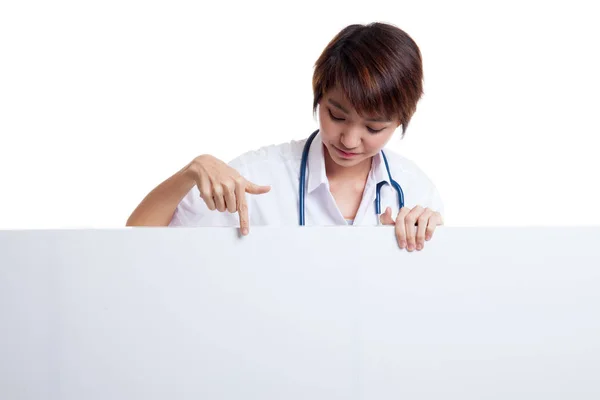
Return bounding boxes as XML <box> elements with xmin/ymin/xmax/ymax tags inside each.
<box><xmin>328</xmin><ymin>109</ymin><xmax>345</xmax><ymax>121</ymax></box>
<box><xmin>328</xmin><ymin>108</ymin><xmax>384</xmax><ymax>133</ymax></box>
<box><xmin>367</xmin><ymin>126</ymin><xmax>384</xmax><ymax>134</ymax></box>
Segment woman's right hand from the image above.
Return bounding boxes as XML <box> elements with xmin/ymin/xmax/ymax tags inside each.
<box><xmin>186</xmin><ymin>155</ymin><xmax>271</xmax><ymax>235</ymax></box>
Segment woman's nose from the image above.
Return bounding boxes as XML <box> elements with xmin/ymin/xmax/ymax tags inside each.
<box><xmin>340</xmin><ymin>129</ymin><xmax>361</xmax><ymax>149</ymax></box>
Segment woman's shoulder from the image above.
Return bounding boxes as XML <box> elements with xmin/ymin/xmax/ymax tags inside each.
<box><xmin>381</xmin><ymin>147</ymin><xmax>445</xmax><ymax>214</ymax></box>
<box><xmin>380</xmin><ymin>147</ymin><xmax>433</xmax><ymax>181</ymax></box>
<box><xmin>226</xmin><ymin>137</ymin><xmax>307</xmax><ymax>171</ymax></box>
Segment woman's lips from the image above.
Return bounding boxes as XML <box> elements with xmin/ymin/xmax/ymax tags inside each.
<box><xmin>334</xmin><ymin>146</ymin><xmax>359</xmax><ymax>158</ymax></box>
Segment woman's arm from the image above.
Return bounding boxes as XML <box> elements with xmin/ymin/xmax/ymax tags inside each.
<box><xmin>126</xmin><ymin>155</ymin><xmax>270</xmax><ymax>231</ymax></box>
<box><xmin>126</xmin><ymin>163</ymin><xmax>196</xmax><ymax>227</ymax></box>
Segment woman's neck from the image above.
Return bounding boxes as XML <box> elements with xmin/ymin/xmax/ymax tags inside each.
<box><xmin>323</xmin><ymin>144</ymin><xmax>372</xmax><ymax>184</ymax></box>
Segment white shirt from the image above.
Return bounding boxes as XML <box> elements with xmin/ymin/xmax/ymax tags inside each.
<box><xmin>169</xmin><ymin>131</ymin><xmax>444</xmax><ymax>227</ymax></box>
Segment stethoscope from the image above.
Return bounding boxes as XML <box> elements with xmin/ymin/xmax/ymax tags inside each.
<box><xmin>298</xmin><ymin>129</ymin><xmax>404</xmax><ymax>225</ymax></box>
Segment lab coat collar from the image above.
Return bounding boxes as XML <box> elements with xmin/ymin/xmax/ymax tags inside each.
<box><xmin>370</xmin><ymin>150</ymin><xmax>392</xmax><ymax>188</ymax></box>
<box><xmin>306</xmin><ymin>132</ymin><xmax>328</xmax><ymax>194</ymax></box>
<box><xmin>306</xmin><ymin>131</ymin><xmax>392</xmax><ymax>194</ymax></box>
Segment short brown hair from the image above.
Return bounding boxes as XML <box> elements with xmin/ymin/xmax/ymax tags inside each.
<box><xmin>312</xmin><ymin>22</ymin><xmax>424</xmax><ymax>137</ymax></box>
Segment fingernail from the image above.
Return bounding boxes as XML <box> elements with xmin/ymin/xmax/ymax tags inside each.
<box><xmin>426</xmin><ymin>235</ymin><xmax>431</xmax><ymax>241</ymax></box>
<box><xmin>400</xmin><ymin>240</ymin><xmax>406</xmax><ymax>249</ymax></box>
<box><xmin>417</xmin><ymin>243</ymin><xmax>423</xmax><ymax>250</ymax></box>
<box><xmin>242</xmin><ymin>228</ymin><xmax>248</xmax><ymax>235</ymax></box>
<box><xmin>407</xmin><ymin>244</ymin><xmax>414</xmax><ymax>251</ymax></box>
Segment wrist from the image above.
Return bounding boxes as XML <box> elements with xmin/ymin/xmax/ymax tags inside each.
<box><xmin>180</xmin><ymin>162</ymin><xmax>200</xmax><ymax>192</ymax></box>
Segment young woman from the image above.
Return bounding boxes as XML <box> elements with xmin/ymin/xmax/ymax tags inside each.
<box><xmin>127</xmin><ymin>22</ymin><xmax>444</xmax><ymax>252</ymax></box>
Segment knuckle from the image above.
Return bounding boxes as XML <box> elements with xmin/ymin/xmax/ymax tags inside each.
<box><xmin>200</xmin><ymin>188</ymin><xmax>212</xmax><ymax>198</ymax></box>
<box><xmin>223</xmin><ymin>181</ymin><xmax>235</xmax><ymax>192</ymax></box>
<box><xmin>212</xmin><ymin>185</ymin><xmax>223</xmax><ymax>195</ymax></box>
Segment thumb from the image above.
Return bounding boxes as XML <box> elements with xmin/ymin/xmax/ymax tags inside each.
<box><xmin>245</xmin><ymin>180</ymin><xmax>271</xmax><ymax>195</ymax></box>
<box><xmin>379</xmin><ymin>207</ymin><xmax>395</xmax><ymax>225</ymax></box>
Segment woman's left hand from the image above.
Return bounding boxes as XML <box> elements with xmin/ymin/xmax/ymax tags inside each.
<box><xmin>379</xmin><ymin>206</ymin><xmax>444</xmax><ymax>251</ymax></box>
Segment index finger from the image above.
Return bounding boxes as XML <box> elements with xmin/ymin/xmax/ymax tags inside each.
<box><xmin>236</xmin><ymin>180</ymin><xmax>250</xmax><ymax>235</ymax></box>
<box><xmin>395</xmin><ymin>207</ymin><xmax>410</xmax><ymax>249</ymax></box>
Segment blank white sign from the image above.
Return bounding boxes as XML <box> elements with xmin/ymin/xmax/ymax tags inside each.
<box><xmin>1</xmin><ymin>227</ymin><xmax>599</xmax><ymax>399</ymax></box>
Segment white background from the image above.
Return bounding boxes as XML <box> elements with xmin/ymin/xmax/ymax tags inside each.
<box><xmin>1</xmin><ymin>0</ymin><xmax>598</xmax><ymax>229</ymax></box>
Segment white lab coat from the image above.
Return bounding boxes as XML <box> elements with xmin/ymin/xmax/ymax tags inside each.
<box><xmin>169</xmin><ymin>131</ymin><xmax>444</xmax><ymax>227</ymax></box>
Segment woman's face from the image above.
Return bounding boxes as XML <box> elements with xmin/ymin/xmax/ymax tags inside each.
<box><xmin>318</xmin><ymin>86</ymin><xmax>400</xmax><ymax>169</ymax></box>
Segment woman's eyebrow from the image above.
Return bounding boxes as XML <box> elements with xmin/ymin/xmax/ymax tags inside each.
<box><xmin>327</xmin><ymin>99</ymin><xmax>349</xmax><ymax>114</ymax></box>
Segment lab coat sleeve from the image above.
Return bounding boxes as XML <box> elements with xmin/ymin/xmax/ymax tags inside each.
<box><xmin>429</xmin><ymin>185</ymin><xmax>445</xmax><ymax>223</ymax></box>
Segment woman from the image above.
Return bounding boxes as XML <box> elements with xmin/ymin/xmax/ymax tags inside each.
<box><xmin>127</xmin><ymin>22</ymin><xmax>444</xmax><ymax>252</ymax></box>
